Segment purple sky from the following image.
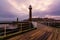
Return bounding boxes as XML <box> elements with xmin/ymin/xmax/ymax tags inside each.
<box><xmin>0</xmin><ymin>0</ymin><xmax>60</xmax><ymax>21</ymax></box>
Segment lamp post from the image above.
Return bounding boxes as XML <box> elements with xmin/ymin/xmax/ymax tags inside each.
<box><xmin>4</xmin><ymin>24</ymin><xmax>6</xmax><ymax>37</ymax></box>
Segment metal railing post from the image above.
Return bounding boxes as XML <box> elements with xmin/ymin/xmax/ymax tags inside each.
<box><xmin>4</xmin><ymin>24</ymin><xmax>6</xmax><ymax>37</ymax></box>
<box><xmin>21</xmin><ymin>23</ymin><xmax>22</xmax><ymax>32</ymax></box>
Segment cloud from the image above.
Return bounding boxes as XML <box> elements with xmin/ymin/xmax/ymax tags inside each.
<box><xmin>0</xmin><ymin>0</ymin><xmax>60</xmax><ymax>21</ymax></box>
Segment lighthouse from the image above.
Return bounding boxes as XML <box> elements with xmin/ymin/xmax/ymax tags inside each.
<box><xmin>29</xmin><ymin>5</ymin><xmax>32</xmax><ymax>22</ymax></box>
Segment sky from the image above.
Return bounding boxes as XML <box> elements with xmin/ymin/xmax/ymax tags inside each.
<box><xmin>0</xmin><ymin>0</ymin><xmax>60</xmax><ymax>21</ymax></box>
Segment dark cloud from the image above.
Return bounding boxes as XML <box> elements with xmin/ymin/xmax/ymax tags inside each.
<box><xmin>0</xmin><ymin>6</ymin><xmax>15</xmax><ymax>18</ymax></box>
<box><xmin>47</xmin><ymin>0</ymin><xmax>60</xmax><ymax>16</ymax></box>
<box><xmin>0</xmin><ymin>12</ymin><xmax>15</xmax><ymax>18</ymax></box>
<box><xmin>32</xmin><ymin>10</ymin><xmax>48</xmax><ymax>18</ymax></box>
<box><xmin>49</xmin><ymin>11</ymin><xmax>60</xmax><ymax>16</ymax></box>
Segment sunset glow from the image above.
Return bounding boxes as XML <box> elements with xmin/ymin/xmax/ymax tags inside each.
<box><xmin>8</xmin><ymin>0</ymin><xmax>53</xmax><ymax>12</ymax></box>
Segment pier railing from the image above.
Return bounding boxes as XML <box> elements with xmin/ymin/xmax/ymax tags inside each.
<box><xmin>0</xmin><ymin>22</ymin><xmax>35</xmax><ymax>39</ymax></box>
